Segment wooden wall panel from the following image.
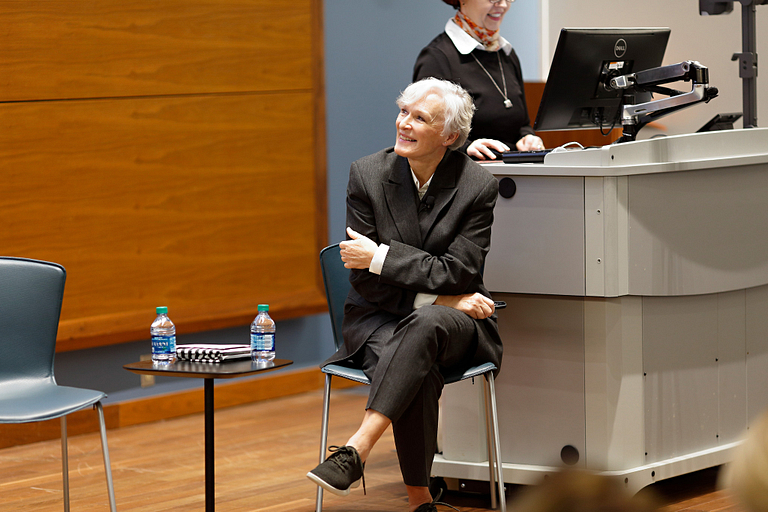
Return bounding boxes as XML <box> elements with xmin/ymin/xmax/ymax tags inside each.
<box><xmin>0</xmin><ymin>93</ymin><xmax>326</xmax><ymax>351</ymax></box>
<box><xmin>0</xmin><ymin>0</ymin><xmax>313</xmax><ymax>101</ymax></box>
<box><xmin>0</xmin><ymin>0</ymin><xmax>327</xmax><ymax>350</ymax></box>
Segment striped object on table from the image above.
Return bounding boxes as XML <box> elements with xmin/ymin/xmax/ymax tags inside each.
<box><xmin>176</xmin><ymin>344</ymin><xmax>251</xmax><ymax>363</ymax></box>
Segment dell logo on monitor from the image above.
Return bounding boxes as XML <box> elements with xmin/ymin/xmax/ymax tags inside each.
<box><xmin>614</xmin><ymin>39</ymin><xmax>627</xmax><ymax>58</ymax></box>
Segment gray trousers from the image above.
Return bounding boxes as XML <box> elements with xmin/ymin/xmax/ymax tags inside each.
<box><xmin>358</xmin><ymin>305</ymin><xmax>478</xmax><ymax>487</ymax></box>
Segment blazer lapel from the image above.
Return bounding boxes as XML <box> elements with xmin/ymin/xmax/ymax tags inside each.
<box><xmin>383</xmin><ymin>156</ymin><xmax>422</xmax><ymax>248</ymax></box>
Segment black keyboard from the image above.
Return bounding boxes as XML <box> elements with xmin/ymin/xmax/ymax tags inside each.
<box><xmin>501</xmin><ymin>149</ymin><xmax>552</xmax><ymax>164</ymax></box>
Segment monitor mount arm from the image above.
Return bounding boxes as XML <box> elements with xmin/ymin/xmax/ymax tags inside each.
<box><xmin>608</xmin><ymin>60</ymin><xmax>719</xmax><ymax>142</ymax></box>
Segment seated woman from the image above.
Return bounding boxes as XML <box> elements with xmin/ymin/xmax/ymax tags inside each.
<box><xmin>414</xmin><ymin>0</ymin><xmax>545</xmax><ymax>160</ymax></box>
<box><xmin>306</xmin><ymin>78</ymin><xmax>503</xmax><ymax>512</ymax></box>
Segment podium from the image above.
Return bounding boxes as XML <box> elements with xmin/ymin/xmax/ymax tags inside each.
<box><xmin>433</xmin><ymin>128</ymin><xmax>768</xmax><ymax>493</ymax></box>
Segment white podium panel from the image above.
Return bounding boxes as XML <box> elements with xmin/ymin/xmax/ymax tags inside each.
<box><xmin>484</xmin><ymin>176</ymin><xmax>585</xmax><ymax>296</ymax></box>
<box><xmin>435</xmin><ymin>129</ymin><xmax>768</xmax><ymax>493</ymax></box>
<box><xmin>625</xmin><ymin>166</ymin><xmax>768</xmax><ymax>296</ymax></box>
<box><xmin>442</xmin><ymin>294</ymin><xmax>586</xmax><ymax>468</ymax></box>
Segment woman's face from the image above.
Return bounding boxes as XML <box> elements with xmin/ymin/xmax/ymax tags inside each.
<box><xmin>394</xmin><ymin>94</ymin><xmax>457</xmax><ymax>163</ymax></box>
<box><xmin>460</xmin><ymin>0</ymin><xmax>510</xmax><ymax>32</ymax></box>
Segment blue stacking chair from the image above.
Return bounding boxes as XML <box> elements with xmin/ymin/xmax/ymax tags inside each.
<box><xmin>315</xmin><ymin>243</ymin><xmax>506</xmax><ymax>512</ymax></box>
<box><xmin>0</xmin><ymin>257</ymin><xmax>117</xmax><ymax>512</ymax></box>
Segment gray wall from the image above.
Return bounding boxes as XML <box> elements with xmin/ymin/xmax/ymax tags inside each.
<box><xmin>325</xmin><ymin>0</ymin><xmax>453</xmax><ymax>242</ymax></box>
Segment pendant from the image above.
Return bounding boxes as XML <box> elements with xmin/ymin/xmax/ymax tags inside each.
<box><xmin>504</xmin><ymin>99</ymin><xmax>513</xmax><ymax>109</ymax></box>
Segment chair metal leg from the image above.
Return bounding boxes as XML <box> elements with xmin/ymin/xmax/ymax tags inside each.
<box><xmin>95</xmin><ymin>402</ymin><xmax>117</xmax><ymax>512</ymax></box>
<box><xmin>315</xmin><ymin>373</ymin><xmax>333</xmax><ymax>512</ymax></box>
<box><xmin>61</xmin><ymin>416</ymin><xmax>70</xmax><ymax>512</ymax></box>
<box><xmin>482</xmin><ymin>378</ymin><xmax>497</xmax><ymax>510</ymax></box>
<box><xmin>486</xmin><ymin>373</ymin><xmax>506</xmax><ymax>512</ymax></box>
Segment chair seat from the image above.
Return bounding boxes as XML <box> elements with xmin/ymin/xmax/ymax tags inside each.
<box><xmin>0</xmin><ymin>381</ymin><xmax>106</xmax><ymax>423</ymax></box>
<box><xmin>445</xmin><ymin>362</ymin><xmax>497</xmax><ymax>384</ymax></box>
<box><xmin>321</xmin><ymin>363</ymin><xmax>371</xmax><ymax>385</ymax></box>
<box><xmin>321</xmin><ymin>362</ymin><xmax>497</xmax><ymax>387</ymax></box>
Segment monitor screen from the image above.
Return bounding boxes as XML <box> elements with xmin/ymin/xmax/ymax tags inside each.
<box><xmin>534</xmin><ymin>28</ymin><xmax>671</xmax><ymax>132</ymax></box>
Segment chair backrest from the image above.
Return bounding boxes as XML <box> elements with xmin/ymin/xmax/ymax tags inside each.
<box><xmin>319</xmin><ymin>244</ymin><xmax>350</xmax><ymax>352</ymax></box>
<box><xmin>0</xmin><ymin>257</ymin><xmax>66</xmax><ymax>381</ymax></box>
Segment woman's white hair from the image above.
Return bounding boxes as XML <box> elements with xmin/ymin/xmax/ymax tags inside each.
<box><xmin>396</xmin><ymin>78</ymin><xmax>476</xmax><ymax>150</ymax></box>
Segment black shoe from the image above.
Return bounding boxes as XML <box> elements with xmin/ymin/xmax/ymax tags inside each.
<box><xmin>413</xmin><ymin>489</ymin><xmax>459</xmax><ymax>512</ymax></box>
<box><xmin>306</xmin><ymin>445</ymin><xmax>366</xmax><ymax>496</ymax></box>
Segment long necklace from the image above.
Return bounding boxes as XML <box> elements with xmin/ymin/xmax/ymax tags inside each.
<box><xmin>471</xmin><ymin>52</ymin><xmax>512</xmax><ymax>109</ymax></box>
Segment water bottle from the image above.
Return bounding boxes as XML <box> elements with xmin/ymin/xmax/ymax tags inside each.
<box><xmin>151</xmin><ymin>306</ymin><xmax>176</xmax><ymax>363</ymax></box>
<box><xmin>250</xmin><ymin>304</ymin><xmax>275</xmax><ymax>362</ymax></box>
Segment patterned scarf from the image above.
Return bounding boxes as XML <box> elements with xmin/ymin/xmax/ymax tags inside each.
<box><xmin>454</xmin><ymin>10</ymin><xmax>500</xmax><ymax>51</ymax></box>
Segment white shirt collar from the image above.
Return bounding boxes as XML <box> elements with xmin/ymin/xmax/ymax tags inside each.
<box><xmin>444</xmin><ymin>18</ymin><xmax>512</xmax><ymax>56</ymax></box>
<box><xmin>411</xmin><ymin>168</ymin><xmax>433</xmax><ymax>199</ymax></box>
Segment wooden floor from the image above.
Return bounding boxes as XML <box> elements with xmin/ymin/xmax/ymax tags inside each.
<box><xmin>0</xmin><ymin>388</ymin><xmax>744</xmax><ymax>512</ymax></box>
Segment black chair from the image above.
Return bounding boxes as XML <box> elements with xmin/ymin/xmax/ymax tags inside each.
<box><xmin>0</xmin><ymin>257</ymin><xmax>117</xmax><ymax>512</ymax></box>
<box><xmin>316</xmin><ymin>243</ymin><xmax>505</xmax><ymax>512</ymax></box>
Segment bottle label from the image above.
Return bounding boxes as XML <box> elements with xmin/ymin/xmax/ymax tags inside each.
<box><xmin>250</xmin><ymin>333</ymin><xmax>275</xmax><ymax>351</ymax></box>
<box><xmin>152</xmin><ymin>335</ymin><xmax>176</xmax><ymax>354</ymax></box>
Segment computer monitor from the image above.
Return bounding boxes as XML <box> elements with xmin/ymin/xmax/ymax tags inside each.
<box><xmin>534</xmin><ymin>28</ymin><xmax>671</xmax><ymax>132</ymax></box>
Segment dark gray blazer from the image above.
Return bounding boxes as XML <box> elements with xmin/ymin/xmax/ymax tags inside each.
<box><xmin>324</xmin><ymin>147</ymin><xmax>503</xmax><ymax>373</ymax></box>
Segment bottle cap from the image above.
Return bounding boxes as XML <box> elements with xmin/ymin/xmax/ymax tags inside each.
<box><xmin>257</xmin><ymin>304</ymin><xmax>269</xmax><ymax>312</ymax></box>
<box><xmin>156</xmin><ymin>306</ymin><xmax>168</xmax><ymax>314</ymax></box>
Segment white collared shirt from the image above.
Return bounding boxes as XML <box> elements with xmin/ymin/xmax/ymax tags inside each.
<box><xmin>444</xmin><ymin>18</ymin><xmax>512</xmax><ymax>56</ymax></box>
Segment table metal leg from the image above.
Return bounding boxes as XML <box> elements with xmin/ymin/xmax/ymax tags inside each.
<box><xmin>205</xmin><ymin>378</ymin><xmax>215</xmax><ymax>512</ymax></box>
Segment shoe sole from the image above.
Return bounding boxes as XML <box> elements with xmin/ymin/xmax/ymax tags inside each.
<box><xmin>306</xmin><ymin>471</ymin><xmax>361</xmax><ymax>497</ymax></box>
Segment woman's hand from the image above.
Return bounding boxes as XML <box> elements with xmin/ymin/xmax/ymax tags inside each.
<box><xmin>516</xmin><ymin>134</ymin><xmax>545</xmax><ymax>151</ymax></box>
<box><xmin>435</xmin><ymin>292</ymin><xmax>495</xmax><ymax>319</ymax></box>
<box><xmin>340</xmin><ymin>227</ymin><xmax>378</xmax><ymax>269</ymax></box>
<box><xmin>467</xmin><ymin>139</ymin><xmax>510</xmax><ymax>161</ymax></box>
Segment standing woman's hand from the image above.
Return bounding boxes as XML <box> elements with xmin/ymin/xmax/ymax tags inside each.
<box><xmin>467</xmin><ymin>138</ymin><xmax>510</xmax><ymax>160</ymax></box>
<box><xmin>516</xmin><ymin>134</ymin><xmax>545</xmax><ymax>151</ymax></box>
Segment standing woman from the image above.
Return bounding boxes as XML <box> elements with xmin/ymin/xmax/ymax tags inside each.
<box><xmin>414</xmin><ymin>0</ymin><xmax>545</xmax><ymax>160</ymax></box>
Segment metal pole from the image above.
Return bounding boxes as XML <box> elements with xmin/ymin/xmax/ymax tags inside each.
<box><xmin>205</xmin><ymin>378</ymin><xmax>215</xmax><ymax>512</ymax></box>
<box><xmin>487</xmin><ymin>374</ymin><xmax>506</xmax><ymax>512</ymax></box>
<box><xmin>96</xmin><ymin>402</ymin><xmax>118</xmax><ymax>512</ymax></box>
<box><xmin>61</xmin><ymin>416</ymin><xmax>70</xmax><ymax>512</ymax></box>
<box><xmin>734</xmin><ymin>0</ymin><xmax>759</xmax><ymax>127</ymax></box>
<box><xmin>315</xmin><ymin>373</ymin><xmax>333</xmax><ymax>512</ymax></box>
<box><xmin>483</xmin><ymin>379</ymin><xmax>498</xmax><ymax>510</ymax></box>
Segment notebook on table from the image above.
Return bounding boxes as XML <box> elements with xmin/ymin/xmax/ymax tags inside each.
<box><xmin>176</xmin><ymin>344</ymin><xmax>251</xmax><ymax>363</ymax></box>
